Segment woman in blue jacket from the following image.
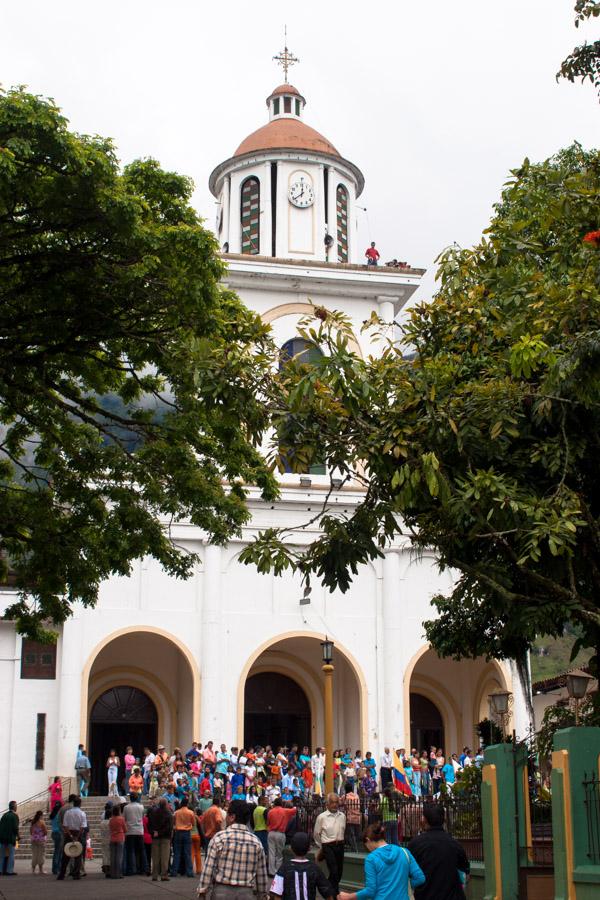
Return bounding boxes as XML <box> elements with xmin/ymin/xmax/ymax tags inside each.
<box><xmin>339</xmin><ymin>822</ymin><xmax>425</xmax><ymax>900</ymax></box>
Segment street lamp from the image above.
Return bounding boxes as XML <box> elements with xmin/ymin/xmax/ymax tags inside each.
<box><xmin>321</xmin><ymin>637</ymin><xmax>334</xmax><ymax>794</ymax></box>
<box><xmin>565</xmin><ymin>669</ymin><xmax>592</xmax><ymax>725</ymax></box>
<box><xmin>321</xmin><ymin>637</ymin><xmax>334</xmax><ymax>665</ymax></box>
<box><xmin>488</xmin><ymin>690</ymin><xmax>513</xmax><ymax>739</ymax></box>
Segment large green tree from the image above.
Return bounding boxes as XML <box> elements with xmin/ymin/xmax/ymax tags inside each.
<box><xmin>243</xmin><ymin>145</ymin><xmax>600</xmax><ymax>682</ymax></box>
<box><xmin>0</xmin><ymin>88</ymin><xmax>278</xmax><ymax>637</ymax></box>
<box><xmin>558</xmin><ymin>0</ymin><xmax>600</xmax><ymax>99</ymax></box>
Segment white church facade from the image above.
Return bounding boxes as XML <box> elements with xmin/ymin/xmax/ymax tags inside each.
<box><xmin>0</xmin><ymin>70</ymin><xmax>528</xmax><ymax>806</ymax></box>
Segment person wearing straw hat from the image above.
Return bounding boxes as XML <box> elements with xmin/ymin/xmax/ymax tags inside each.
<box><xmin>57</xmin><ymin>796</ymin><xmax>86</xmax><ymax>880</ymax></box>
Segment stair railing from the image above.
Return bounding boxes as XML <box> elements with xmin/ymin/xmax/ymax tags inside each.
<box><xmin>0</xmin><ymin>776</ymin><xmax>75</xmax><ymax>824</ymax></box>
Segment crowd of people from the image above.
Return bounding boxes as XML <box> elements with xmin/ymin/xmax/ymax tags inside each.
<box><xmin>0</xmin><ymin>739</ymin><xmax>478</xmax><ymax>898</ymax></box>
<box><xmin>85</xmin><ymin>741</ymin><xmax>483</xmax><ymax>805</ymax></box>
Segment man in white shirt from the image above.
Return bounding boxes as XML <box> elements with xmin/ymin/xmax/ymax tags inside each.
<box><xmin>143</xmin><ymin>747</ymin><xmax>156</xmax><ymax>794</ymax></box>
<box><xmin>123</xmin><ymin>793</ymin><xmax>146</xmax><ymax>875</ymax></box>
<box><xmin>380</xmin><ymin>747</ymin><xmax>392</xmax><ymax>790</ymax></box>
<box><xmin>280</xmin><ymin>770</ymin><xmax>294</xmax><ymax>793</ymax></box>
<box><xmin>311</xmin><ymin>748</ymin><xmax>326</xmax><ymax>796</ymax></box>
<box><xmin>57</xmin><ymin>797</ymin><xmax>87</xmax><ymax>880</ymax></box>
<box><xmin>265</xmin><ymin>777</ymin><xmax>281</xmax><ymax>805</ymax></box>
<box><xmin>313</xmin><ymin>793</ymin><xmax>346</xmax><ymax>895</ymax></box>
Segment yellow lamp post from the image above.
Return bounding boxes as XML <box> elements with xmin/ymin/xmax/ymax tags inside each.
<box><xmin>321</xmin><ymin>637</ymin><xmax>334</xmax><ymax>796</ymax></box>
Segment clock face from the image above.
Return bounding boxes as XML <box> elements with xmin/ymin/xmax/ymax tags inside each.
<box><xmin>288</xmin><ymin>177</ymin><xmax>315</xmax><ymax>208</ymax></box>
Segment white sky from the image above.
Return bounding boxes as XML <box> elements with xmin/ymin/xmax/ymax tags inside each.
<box><xmin>1</xmin><ymin>0</ymin><xmax>597</xmax><ymax>303</ymax></box>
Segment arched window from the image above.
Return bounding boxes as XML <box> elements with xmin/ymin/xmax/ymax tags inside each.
<box><xmin>280</xmin><ymin>337</ymin><xmax>323</xmax><ymax>367</ymax></box>
<box><xmin>241</xmin><ymin>177</ymin><xmax>260</xmax><ymax>255</ymax></box>
<box><xmin>336</xmin><ymin>184</ymin><xmax>349</xmax><ymax>263</ymax></box>
<box><xmin>279</xmin><ymin>338</ymin><xmax>326</xmax><ymax>475</ymax></box>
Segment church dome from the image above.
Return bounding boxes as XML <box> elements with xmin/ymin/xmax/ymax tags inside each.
<box><xmin>234</xmin><ymin>116</ymin><xmax>340</xmax><ymax>159</ymax></box>
<box><xmin>268</xmin><ymin>83</ymin><xmax>303</xmax><ymax>99</ymax></box>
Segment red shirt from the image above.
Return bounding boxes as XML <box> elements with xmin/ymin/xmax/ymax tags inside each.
<box><xmin>109</xmin><ymin>816</ymin><xmax>127</xmax><ymax>843</ymax></box>
<box><xmin>366</xmin><ymin>246</ymin><xmax>380</xmax><ymax>260</ymax></box>
<box><xmin>267</xmin><ymin>806</ymin><xmax>296</xmax><ymax>833</ymax></box>
<box><xmin>199</xmin><ymin>777</ymin><xmax>212</xmax><ymax>794</ymax></box>
<box><xmin>201</xmin><ymin>805</ymin><xmax>223</xmax><ymax>840</ymax></box>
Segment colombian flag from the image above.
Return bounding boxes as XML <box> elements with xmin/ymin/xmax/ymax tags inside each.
<box><xmin>392</xmin><ymin>750</ymin><xmax>412</xmax><ymax>797</ymax></box>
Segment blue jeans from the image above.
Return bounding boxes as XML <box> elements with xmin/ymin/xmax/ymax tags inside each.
<box><xmin>170</xmin><ymin>830</ymin><xmax>193</xmax><ymax>876</ymax></box>
<box><xmin>255</xmin><ymin>830</ymin><xmax>268</xmax><ymax>854</ymax></box>
<box><xmin>51</xmin><ymin>831</ymin><xmax>63</xmax><ymax>874</ymax></box>
<box><xmin>0</xmin><ymin>843</ymin><xmax>15</xmax><ymax>874</ymax></box>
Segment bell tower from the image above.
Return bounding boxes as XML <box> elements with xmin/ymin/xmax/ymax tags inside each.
<box><xmin>209</xmin><ymin>42</ymin><xmax>364</xmax><ymax>263</ymax></box>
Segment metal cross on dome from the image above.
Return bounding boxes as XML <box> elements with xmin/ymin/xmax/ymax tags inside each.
<box><xmin>273</xmin><ymin>27</ymin><xmax>299</xmax><ymax>82</ymax></box>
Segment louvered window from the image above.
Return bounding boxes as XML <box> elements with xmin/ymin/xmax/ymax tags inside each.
<box><xmin>241</xmin><ymin>177</ymin><xmax>260</xmax><ymax>255</ymax></box>
<box><xmin>336</xmin><ymin>184</ymin><xmax>349</xmax><ymax>263</ymax></box>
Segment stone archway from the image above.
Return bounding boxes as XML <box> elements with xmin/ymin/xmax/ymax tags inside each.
<box><xmin>406</xmin><ymin>646</ymin><xmax>511</xmax><ymax>752</ymax></box>
<box><xmin>239</xmin><ymin>633</ymin><xmax>367</xmax><ymax>752</ymax></box>
<box><xmin>244</xmin><ymin>672</ymin><xmax>311</xmax><ymax>749</ymax></box>
<box><xmin>89</xmin><ymin>685</ymin><xmax>158</xmax><ymax>794</ymax></box>
<box><xmin>410</xmin><ymin>692</ymin><xmax>444</xmax><ymax>753</ymax></box>
<box><xmin>85</xmin><ymin>629</ymin><xmax>198</xmax><ymax>777</ymax></box>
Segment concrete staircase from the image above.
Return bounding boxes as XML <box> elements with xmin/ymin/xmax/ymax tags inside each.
<box><xmin>15</xmin><ymin>796</ymin><xmax>113</xmax><ymax>859</ymax></box>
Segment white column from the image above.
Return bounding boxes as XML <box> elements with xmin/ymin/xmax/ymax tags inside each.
<box><xmin>373</xmin><ymin>560</ymin><xmax>386</xmax><ymax>762</ymax></box>
<box><xmin>200</xmin><ymin>543</ymin><xmax>223</xmax><ymax>741</ymax></box>
<box><xmin>261</xmin><ymin>161</ymin><xmax>272</xmax><ymax>257</ymax></box>
<box><xmin>56</xmin><ymin>615</ymin><xmax>83</xmax><ymax>777</ymax></box>
<box><xmin>228</xmin><ymin>172</ymin><xmax>242</xmax><ymax>254</ymax></box>
<box><xmin>377</xmin><ymin>295</ymin><xmax>397</xmax><ymax>349</ymax></box>
<box><xmin>314</xmin><ymin>163</ymin><xmax>326</xmax><ymax>261</ymax></box>
<box><xmin>382</xmin><ymin>550</ymin><xmax>405</xmax><ymax>748</ymax></box>
<box><xmin>275</xmin><ymin>161</ymin><xmax>287</xmax><ymax>258</ymax></box>
<box><xmin>3</xmin><ymin>631</ymin><xmax>19</xmax><ymax>806</ymax></box>
<box><xmin>327</xmin><ymin>166</ymin><xmax>338</xmax><ymax>262</ymax></box>
<box><xmin>221</xmin><ymin>175</ymin><xmax>230</xmax><ymax>251</ymax></box>
<box><xmin>509</xmin><ymin>657</ymin><xmax>534</xmax><ymax>739</ymax></box>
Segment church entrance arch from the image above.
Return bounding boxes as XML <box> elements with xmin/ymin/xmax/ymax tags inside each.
<box><xmin>244</xmin><ymin>672</ymin><xmax>311</xmax><ymax>749</ymax></box>
<box><xmin>89</xmin><ymin>686</ymin><xmax>158</xmax><ymax>794</ymax></box>
<box><xmin>406</xmin><ymin>646</ymin><xmax>511</xmax><ymax>752</ymax></box>
<box><xmin>239</xmin><ymin>633</ymin><xmax>367</xmax><ymax>752</ymax></box>
<box><xmin>84</xmin><ymin>627</ymin><xmax>200</xmax><ymax>793</ymax></box>
<box><xmin>410</xmin><ymin>692</ymin><xmax>444</xmax><ymax>752</ymax></box>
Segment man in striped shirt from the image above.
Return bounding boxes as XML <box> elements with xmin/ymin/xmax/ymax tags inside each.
<box><xmin>197</xmin><ymin>800</ymin><xmax>268</xmax><ymax>900</ymax></box>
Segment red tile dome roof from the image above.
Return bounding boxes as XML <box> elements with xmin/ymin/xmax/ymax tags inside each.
<box><xmin>234</xmin><ymin>117</ymin><xmax>340</xmax><ymax>158</ymax></box>
<box><xmin>268</xmin><ymin>83</ymin><xmax>302</xmax><ymax>98</ymax></box>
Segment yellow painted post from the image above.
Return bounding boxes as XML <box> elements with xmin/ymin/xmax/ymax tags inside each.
<box><xmin>482</xmin><ymin>763</ymin><xmax>503</xmax><ymax>900</ymax></box>
<box><xmin>323</xmin><ymin>663</ymin><xmax>334</xmax><ymax>795</ymax></box>
<box><xmin>552</xmin><ymin>747</ymin><xmax>575</xmax><ymax>900</ymax></box>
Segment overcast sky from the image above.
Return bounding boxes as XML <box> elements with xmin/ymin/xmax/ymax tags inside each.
<box><xmin>1</xmin><ymin>1</ymin><xmax>597</xmax><ymax>303</ymax></box>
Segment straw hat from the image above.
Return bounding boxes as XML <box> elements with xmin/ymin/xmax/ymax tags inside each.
<box><xmin>64</xmin><ymin>840</ymin><xmax>83</xmax><ymax>858</ymax></box>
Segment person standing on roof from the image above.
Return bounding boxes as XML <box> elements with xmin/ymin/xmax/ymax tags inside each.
<box><xmin>365</xmin><ymin>242</ymin><xmax>380</xmax><ymax>266</ymax></box>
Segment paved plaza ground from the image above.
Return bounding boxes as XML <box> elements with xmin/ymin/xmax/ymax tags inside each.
<box><xmin>0</xmin><ymin>859</ymin><xmax>199</xmax><ymax>898</ymax></box>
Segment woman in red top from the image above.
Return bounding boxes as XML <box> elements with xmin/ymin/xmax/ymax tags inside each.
<box><xmin>109</xmin><ymin>806</ymin><xmax>127</xmax><ymax>879</ymax></box>
<box><xmin>48</xmin><ymin>777</ymin><xmax>62</xmax><ymax>809</ymax></box>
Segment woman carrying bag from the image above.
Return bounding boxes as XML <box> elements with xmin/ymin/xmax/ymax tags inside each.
<box><xmin>339</xmin><ymin>823</ymin><xmax>425</xmax><ymax>900</ymax></box>
<box><xmin>30</xmin><ymin>810</ymin><xmax>48</xmax><ymax>874</ymax></box>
